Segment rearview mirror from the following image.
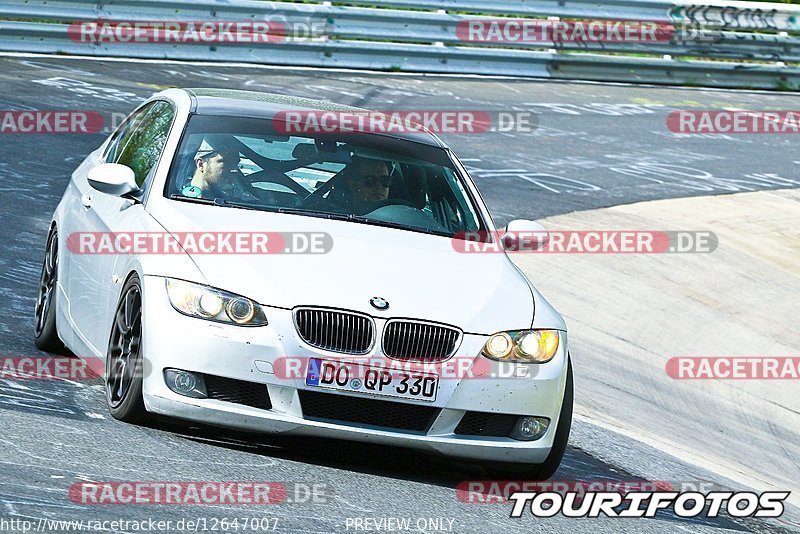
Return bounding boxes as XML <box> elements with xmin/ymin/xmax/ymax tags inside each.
<box><xmin>502</xmin><ymin>219</ymin><xmax>549</xmax><ymax>251</ymax></box>
<box><xmin>87</xmin><ymin>163</ymin><xmax>139</xmax><ymax>197</ymax></box>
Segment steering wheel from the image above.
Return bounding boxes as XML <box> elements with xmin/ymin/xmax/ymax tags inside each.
<box><xmin>363</xmin><ymin>203</ymin><xmax>450</xmax><ymax>234</ymax></box>
<box><xmin>298</xmin><ymin>190</ymin><xmax>339</xmax><ymax>212</ymax></box>
<box><xmin>299</xmin><ymin>194</ymin><xmax>420</xmax><ymax>215</ymax></box>
<box><xmin>363</xmin><ymin>198</ymin><xmax>419</xmax><ymax>211</ymax></box>
<box><xmin>240</xmin><ymin>169</ymin><xmax>308</xmax><ymax>196</ymax></box>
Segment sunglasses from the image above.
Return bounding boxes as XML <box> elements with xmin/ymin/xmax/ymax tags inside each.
<box><xmin>358</xmin><ymin>174</ymin><xmax>393</xmax><ymax>187</ymax></box>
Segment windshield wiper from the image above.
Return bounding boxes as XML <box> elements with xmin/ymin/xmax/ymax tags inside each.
<box><xmin>273</xmin><ymin>209</ymin><xmax>439</xmax><ymax>235</ymax></box>
<box><xmin>169</xmin><ymin>196</ymin><xmax>451</xmax><ymax>236</ymax></box>
<box><xmin>348</xmin><ymin>216</ymin><xmax>452</xmax><ymax>237</ymax></box>
<box><xmin>170</xmin><ymin>196</ymin><xmax>279</xmax><ymax>213</ymax></box>
<box><xmin>222</xmin><ymin>203</ymin><xmax>353</xmax><ymax>220</ymax></box>
<box><xmin>245</xmin><ymin>205</ymin><xmax>447</xmax><ymax>235</ymax></box>
<box><xmin>271</xmin><ymin>207</ymin><xmax>445</xmax><ymax>235</ymax></box>
<box><xmin>275</xmin><ymin>207</ymin><xmax>359</xmax><ymax>222</ymax></box>
<box><xmin>219</xmin><ymin>199</ymin><xmax>272</xmax><ymax>212</ymax></box>
<box><xmin>169</xmin><ymin>194</ymin><xmax>222</xmax><ymax>205</ymax></box>
<box><xmin>289</xmin><ymin>209</ymin><xmax>450</xmax><ymax>236</ymax></box>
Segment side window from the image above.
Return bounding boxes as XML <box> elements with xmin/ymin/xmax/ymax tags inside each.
<box><xmin>443</xmin><ymin>168</ymin><xmax>479</xmax><ymax>231</ymax></box>
<box><xmin>103</xmin><ymin>103</ymin><xmax>155</xmax><ymax>163</ymax></box>
<box><xmin>114</xmin><ymin>101</ymin><xmax>176</xmax><ymax>187</ymax></box>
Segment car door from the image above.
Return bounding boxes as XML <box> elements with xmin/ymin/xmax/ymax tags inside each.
<box><xmin>70</xmin><ymin>101</ymin><xmax>175</xmax><ymax>355</ymax></box>
<box><xmin>64</xmin><ymin>103</ymin><xmax>153</xmax><ymax>356</ymax></box>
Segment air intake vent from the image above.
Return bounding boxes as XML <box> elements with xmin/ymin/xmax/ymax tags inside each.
<box><xmin>204</xmin><ymin>374</ymin><xmax>271</xmax><ymax>410</ymax></box>
<box><xmin>455</xmin><ymin>411</ymin><xmax>518</xmax><ymax>437</ymax></box>
<box><xmin>382</xmin><ymin>320</ymin><xmax>461</xmax><ymax>362</ymax></box>
<box><xmin>299</xmin><ymin>390</ymin><xmax>439</xmax><ymax>433</ymax></box>
<box><xmin>294</xmin><ymin>307</ymin><xmax>374</xmax><ymax>354</ymax></box>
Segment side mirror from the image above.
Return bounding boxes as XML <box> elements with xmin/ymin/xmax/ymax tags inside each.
<box><xmin>87</xmin><ymin>163</ymin><xmax>139</xmax><ymax>197</ymax></box>
<box><xmin>502</xmin><ymin>219</ymin><xmax>549</xmax><ymax>252</ymax></box>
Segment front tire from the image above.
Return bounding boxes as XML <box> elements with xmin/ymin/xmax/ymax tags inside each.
<box><xmin>34</xmin><ymin>227</ymin><xmax>67</xmax><ymax>354</ymax></box>
<box><xmin>106</xmin><ymin>274</ymin><xmax>148</xmax><ymax>423</ymax></box>
<box><xmin>483</xmin><ymin>357</ymin><xmax>573</xmax><ymax>481</ymax></box>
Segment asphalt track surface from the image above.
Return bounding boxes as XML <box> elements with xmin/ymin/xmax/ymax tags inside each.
<box><xmin>0</xmin><ymin>54</ymin><xmax>798</xmax><ymax>533</ymax></box>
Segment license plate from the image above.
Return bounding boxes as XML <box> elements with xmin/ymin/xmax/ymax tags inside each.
<box><xmin>305</xmin><ymin>358</ymin><xmax>438</xmax><ymax>402</ymax></box>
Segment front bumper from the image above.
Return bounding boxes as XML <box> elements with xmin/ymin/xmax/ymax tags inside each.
<box><xmin>140</xmin><ymin>275</ymin><xmax>569</xmax><ymax>464</ymax></box>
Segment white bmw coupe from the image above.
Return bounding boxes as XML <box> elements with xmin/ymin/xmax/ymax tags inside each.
<box><xmin>34</xmin><ymin>88</ymin><xmax>572</xmax><ymax>479</ymax></box>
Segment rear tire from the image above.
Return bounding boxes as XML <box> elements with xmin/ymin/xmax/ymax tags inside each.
<box><xmin>483</xmin><ymin>357</ymin><xmax>573</xmax><ymax>481</ymax></box>
<box><xmin>34</xmin><ymin>227</ymin><xmax>67</xmax><ymax>354</ymax></box>
<box><xmin>106</xmin><ymin>274</ymin><xmax>149</xmax><ymax>423</ymax></box>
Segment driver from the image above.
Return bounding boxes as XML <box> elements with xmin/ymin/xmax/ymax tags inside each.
<box><xmin>181</xmin><ymin>135</ymin><xmax>256</xmax><ymax>202</ymax></box>
<box><xmin>336</xmin><ymin>156</ymin><xmax>394</xmax><ymax>213</ymax></box>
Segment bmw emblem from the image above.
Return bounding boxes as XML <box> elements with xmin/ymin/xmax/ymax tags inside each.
<box><xmin>370</xmin><ymin>297</ymin><xmax>389</xmax><ymax>310</ymax></box>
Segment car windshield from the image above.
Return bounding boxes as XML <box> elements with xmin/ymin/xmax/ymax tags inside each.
<box><xmin>165</xmin><ymin>114</ymin><xmax>485</xmax><ymax>237</ymax></box>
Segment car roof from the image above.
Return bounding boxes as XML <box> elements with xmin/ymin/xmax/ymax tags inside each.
<box><xmin>182</xmin><ymin>88</ymin><xmax>445</xmax><ymax>147</ymax></box>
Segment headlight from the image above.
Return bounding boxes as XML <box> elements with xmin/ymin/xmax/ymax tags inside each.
<box><xmin>483</xmin><ymin>332</ymin><xmax>513</xmax><ymax>359</ymax></box>
<box><xmin>481</xmin><ymin>330</ymin><xmax>560</xmax><ymax>363</ymax></box>
<box><xmin>165</xmin><ymin>279</ymin><xmax>268</xmax><ymax>326</ymax></box>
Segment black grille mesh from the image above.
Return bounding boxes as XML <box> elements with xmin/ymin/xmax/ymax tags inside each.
<box><xmin>295</xmin><ymin>308</ymin><xmax>374</xmax><ymax>354</ymax></box>
<box><xmin>383</xmin><ymin>321</ymin><xmax>460</xmax><ymax>361</ymax></box>
<box><xmin>299</xmin><ymin>390</ymin><xmax>439</xmax><ymax>432</ymax></box>
<box><xmin>455</xmin><ymin>411</ymin><xmax>519</xmax><ymax>437</ymax></box>
<box><xmin>204</xmin><ymin>374</ymin><xmax>272</xmax><ymax>410</ymax></box>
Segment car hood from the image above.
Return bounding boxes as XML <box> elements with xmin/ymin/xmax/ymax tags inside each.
<box><xmin>150</xmin><ymin>202</ymin><xmax>534</xmax><ymax>334</ymax></box>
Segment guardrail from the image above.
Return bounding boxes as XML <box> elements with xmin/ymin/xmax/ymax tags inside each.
<box><xmin>300</xmin><ymin>0</ymin><xmax>800</xmax><ymax>32</ymax></box>
<box><xmin>0</xmin><ymin>0</ymin><xmax>798</xmax><ymax>89</ymax></box>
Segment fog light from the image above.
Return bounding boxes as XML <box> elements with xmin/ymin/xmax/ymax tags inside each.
<box><xmin>511</xmin><ymin>416</ymin><xmax>549</xmax><ymax>441</ymax></box>
<box><xmin>164</xmin><ymin>369</ymin><xmax>207</xmax><ymax>399</ymax></box>
<box><xmin>175</xmin><ymin>372</ymin><xmax>196</xmax><ymax>391</ymax></box>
